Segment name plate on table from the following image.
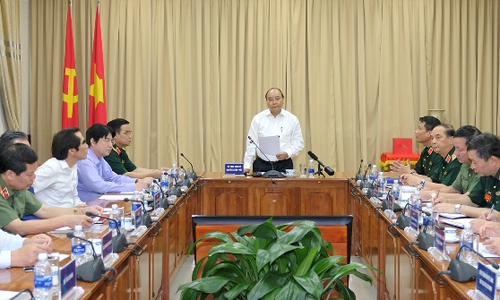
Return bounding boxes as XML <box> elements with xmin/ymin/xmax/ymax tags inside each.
<box><xmin>476</xmin><ymin>262</ymin><xmax>497</xmax><ymax>300</ymax></box>
<box><xmin>60</xmin><ymin>259</ymin><xmax>76</xmax><ymax>298</ymax></box>
<box><xmin>133</xmin><ymin>207</ymin><xmax>143</xmax><ymax>227</ymax></box>
<box><xmin>387</xmin><ymin>193</ymin><xmax>394</xmax><ymax>211</ymax></box>
<box><xmin>153</xmin><ymin>191</ymin><xmax>161</xmax><ymax>210</ymax></box>
<box><xmin>434</xmin><ymin>227</ymin><xmax>445</xmax><ymax>253</ymax></box>
<box><xmin>102</xmin><ymin>231</ymin><xmax>113</xmax><ymax>259</ymax></box>
<box><xmin>224</xmin><ymin>163</ymin><xmax>244</xmax><ymax>175</ymax></box>
<box><xmin>410</xmin><ymin>206</ymin><xmax>419</xmax><ymax>232</ymax></box>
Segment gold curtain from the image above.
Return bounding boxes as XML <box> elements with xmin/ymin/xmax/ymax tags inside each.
<box><xmin>0</xmin><ymin>0</ymin><xmax>21</xmax><ymax>130</ymax></box>
<box><xmin>30</xmin><ymin>0</ymin><xmax>500</xmax><ymax>172</ymax></box>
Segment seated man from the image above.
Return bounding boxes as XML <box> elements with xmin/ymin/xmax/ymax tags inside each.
<box><xmin>33</xmin><ymin>128</ymin><xmax>102</xmax><ymax>212</ymax></box>
<box><xmin>402</xmin><ymin>124</ymin><xmax>461</xmax><ymax>186</ymax></box>
<box><xmin>390</xmin><ymin>116</ymin><xmax>441</xmax><ymax>176</ymax></box>
<box><xmin>420</xmin><ymin>125</ymin><xmax>481</xmax><ymax>199</ymax></box>
<box><xmin>0</xmin><ymin>232</ymin><xmax>52</xmax><ymax>268</ymax></box>
<box><xmin>0</xmin><ymin>130</ymin><xmax>30</xmax><ymax>153</ymax></box>
<box><xmin>77</xmin><ymin>124</ymin><xmax>152</xmax><ymax>202</ymax></box>
<box><xmin>105</xmin><ymin>118</ymin><xmax>167</xmax><ymax>178</ymax></box>
<box><xmin>0</xmin><ymin>144</ymin><xmax>96</xmax><ymax>236</ymax></box>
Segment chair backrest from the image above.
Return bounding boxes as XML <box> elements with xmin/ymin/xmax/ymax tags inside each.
<box><xmin>192</xmin><ymin>215</ymin><xmax>353</xmax><ymax>264</ymax></box>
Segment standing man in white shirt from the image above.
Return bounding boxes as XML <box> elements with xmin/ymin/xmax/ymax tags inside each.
<box><xmin>243</xmin><ymin>87</ymin><xmax>304</xmax><ymax>174</ymax></box>
<box><xmin>33</xmin><ymin>128</ymin><xmax>102</xmax><ymax>213</ymax></box>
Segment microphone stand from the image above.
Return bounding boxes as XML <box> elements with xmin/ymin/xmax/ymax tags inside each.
<box><xmin>247</xmin><ymin>136</ymin><xmax>284</xmax><ymax>178</ymax></box>
<box><xmin>447</xmin><ymin>244</ymin><xmax>500</xmax><ymax>282</ymax></box>
<box><xmin>67</xmin><ymin>233</ymin><xmax>105</xmax><ymax>282</ymax></box>
<box><xmin>86</xmin><ymin>212</ymin><xmax>127</xmax><ymax>253</ymax></box>
<box><xmin>124</xmin><ymin>198</ymin><xmax>152</xmax><ymax>227</ymax></box>
<box><xmin>315</xmin><ymin>162</ymin><xmax>325</xmax><ymax>178</ymax></box>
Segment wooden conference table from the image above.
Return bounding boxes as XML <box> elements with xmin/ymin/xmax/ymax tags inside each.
<box><xmin>0</xmin><ymin>172</ymin><xmax>495</xmax><ymax>299</ymax></box>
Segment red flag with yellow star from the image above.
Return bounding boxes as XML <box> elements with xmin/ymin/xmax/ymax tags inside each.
<box><xmin>62</xmin><ymin>4</ymin><xmax>79</xmax><ymax>129</ymax></box>
<box><xmin>88</xmin><ymin>3</ymin><xmax>107</xmax><ymax>126</ymax></box>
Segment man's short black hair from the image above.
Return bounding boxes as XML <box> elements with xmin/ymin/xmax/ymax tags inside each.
<box><xmin>435</xmin><ymin>123</ymin><xmax>455</xmax><ymax>138</ymax></box>
<box><xmin>418</xmin><ymin>116</ymin><xmax>441</xmax><ymax>132</ymax></box>
<box><xmin>454</xmin><ymin>125</ymin><xmax>482</xmax><ymax>146</ymax></box>
<box><xmin>0</xmin><ymin>130</ymin><xmax>28</xmax><ymax>153</ymax></box>
<box><xmin>0</xmin><ymin>144</ymin><xmax>38</xmax><ymax>175</ymax></box>
<box><xmin>52</xmin><ymin>128</ymin><xmax>82</xmax><ymax>160</ymax></box>
<box><xmin>107</xmin><ymin>118</ymin><xmax>130</xmax><ymax>138</ymax></box>
<box><xmin>264</xmin><ymin>87</ymin><xmax>284</xmax><ymax>100</ymax></box>
<box><xmin>467</xmin><ymin>133</ymin><xmax>500</xmax><ymax>161</ymax></box>
<box><xmin>86</xmin><ymin>124</ymin><xmax>111</xmax><ymax>145</ymax></box>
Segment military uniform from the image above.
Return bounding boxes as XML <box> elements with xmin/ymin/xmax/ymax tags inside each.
<box><xmin>0</xmin><ymin>177</ymin><xmax>42</xmax><ymax>230</ymax></box>
<box><xmin>451</xmin><ymin>164</ymin><xmax>480</xmax><ymax>194</ymax></box>
<box><xmin>104</xmin><ymin>144</ymin><xmax>137</xmax><ymax>175</ymax></box>
<box><xmin>427</xmin><ymin>147</ymin><xmax>461</xmax><ymax>185</ymax></box>
<box><xmin>468</xmin><ymin>168</ymin><xmax>500</xmax><ymax>209</ymax></box>
<box><xmin>414</xmin><ymin>147</ymin><xmax>442</xmax><ymax>176</ymax></box>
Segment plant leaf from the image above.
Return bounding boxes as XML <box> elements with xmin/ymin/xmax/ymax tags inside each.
<box><xmin>256</xmin><ymin>244</ymin><xmax>301</xmax><ymax>272</ymax></box>
<box><xmin>293</xmin><ymin>270</ymin><xmax>322</xmax><ymax>299</ymax></box>
<box><xmin>251</xmin><ymin>219</ymin><xmax>279</xmax><ymax>239</ymax></box>
<box><xmin>179</xmin><ymin>287</ymin><xmax>201</xmax><ymax>300</ymax></box>
<box><xmin>208</xmin><ymin>262</ymin><xmax>247</xmax><ymax>283</ymax></box>
<box><xmin>295</xmin><ymin>247</ymin><xmax>318</xmax><ymax>276</ymax></box>
<box><xmin>312</xmin><ymin>255</ymin><xmax>345</xmax><ymax>277</ymax></box>
<box><xmin>274</xmin><ymin>279</ymin><xmax>308</xmax><ymax>300</ymax></box>
<box><xmin>329</xmin><ymin>262</ymin><xmax>374</xmax><ymax>283</ymax></box>
<box><xmin>332</xmin><ymin>278</ymin><xmax>356</xmax><ymax>300</ymax></box>
<box><xmin>224</xmin><ymin>283</ymin><xmax>252</xmax><ymax>300</ymax></box>
<box><xmin>261</xmin><ymin>288</ymin><xmax>282</xmax><ymax>300</ymax></box>
<box><xmin>276</xmin><ymin>221</ymin><xmax>316</xmax><ymax>245</ymax></box>
<box><xmin>247</xmin><ymin>271</ymin><xmax>289</xmax><ymax>299</ymax></box>
<box><xmin>208</xmin><ymin>242</ymin><xmax>256</xmax><ymax>256</ymax></box>
<box><xmin>238</xmin><ymin>217</ymin><xmax>273</xmax><ymax>236</ymax></box>
<box><xmin>178</xmin><ymin>276</ymin><xmax>230</xmax><ymax>294</ymax></box>
<box><xmin>187</xmin><ymin>231</ymin><xmax>234</xmax><ymax>255</ymax></box>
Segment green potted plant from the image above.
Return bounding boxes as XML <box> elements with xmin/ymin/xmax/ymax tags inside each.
<box><xmin>178</xmin><ymin>218</ymin><xmax>375</xmax><ymax>299</ymax></box>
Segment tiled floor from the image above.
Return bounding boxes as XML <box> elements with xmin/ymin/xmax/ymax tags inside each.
<box><xmin>169</xmin><ymin>255</ymin><xmax>377</xmax><ymax>300</ymax></box>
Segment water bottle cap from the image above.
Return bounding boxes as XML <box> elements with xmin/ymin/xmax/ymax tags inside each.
<box><xmin>309</xmin><ymin>159</ymin><xmax>313</xmax><ymax>163</ymax></box>
<box><xmin>38</xmin><ymin>252</ymin><xmax>48</xmax><ymax>260</ymax></box>
<box><xmin>393</xmin><ymin>179</ymin><xmax>398</xmax><ymax>184</ymax></box>
<box><xmin>112</xmin><ymin>204</ymin><xmax>118</xmax><ymax>209</ymax></box>
<box><xmin>75</xmin><ymin>225</ymin><xmax>82</xmax><ymax>231</ymax></box>
<box><xmin>379</xmin><ymin>172</ymin><xmax>383</xmax><ymax>175</ymax></box>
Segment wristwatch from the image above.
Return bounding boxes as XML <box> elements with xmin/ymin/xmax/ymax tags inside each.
<box><xmin>455</xmin><ymin>204</ymin><xmax>462</xmax><ymax>214</ymax></box>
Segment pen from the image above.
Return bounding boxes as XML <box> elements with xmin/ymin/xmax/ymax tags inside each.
<box><xmin>487</xmin><ymin>203</ymin><xmax>495</xmax><ymax>219</ymax></box>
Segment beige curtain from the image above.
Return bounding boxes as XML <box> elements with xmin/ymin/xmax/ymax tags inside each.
<box><xmin>0</xmin><ymin>0</ymin><xmax>22</xmax><ymax>130</ymax></box>
<box><xmin>30</xmin><ymin>0</ymin><xmax>500</xmax><ymax>172</ymax></box>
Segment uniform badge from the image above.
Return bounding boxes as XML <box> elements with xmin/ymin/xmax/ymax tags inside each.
<box><xmin>430</xmin><ymin>162</ymin><xmax>433</xmax><ymax>166</ymax></box>
<box><xmin>444</xmin><ymin>171</ymin><xmax>447</xmax><ymax>175</ymax></box>
<box><xmin>485</xmin><ymin>191</ymin><xmax>492</xmax><ymax>202</ymax></box>
<box><xmin>114</xmin><ymin>147</ymin><xmax>121</xmax><ymax>155</ymax></box>
<box><xmin>428</xmin><ymin>148</ymin><xmax>434</xmax><ymax>155</ymax></box>
<box><xmin>445</xmin><ymin>155</ymin><xmax>451</xmax><ymax>164</ymax></box>
<box><xmin>452</xmin><ymin>154</ymin><xmax>457</xmax><ymax>161</ymax></box>
<box><xmin>496</xmin><ymin>191</ymin><xmax>500</xmax><ymax>196</ymax></box>
<box><xmin>1</xmin><ymin>187</ymin><xmax>8</xmax><ymax>199</ymax></box>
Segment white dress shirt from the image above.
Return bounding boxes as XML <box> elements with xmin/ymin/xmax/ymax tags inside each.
<box><xmin>33</xmin><ymin>158</ymin><xmax>84</xmax><ymax>207</ymax></box>
<box><xmin>244</xmin><ymin>108</ymin><xmax>304</xmax><ymax>170</ymax></box>
<box><xmin>0</xmin><ymin>232</ymin><xmax>25</xmax><ymax>269</ymax></box>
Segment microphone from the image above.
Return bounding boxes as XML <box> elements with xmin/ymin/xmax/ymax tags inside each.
<box><xmin>397</xmin><ymin>203</ymin><xmax>411</xmax><ymax>229</ymax></box>
<box><xmin>355</xmin><ymin>159</ymin><xmax>364</xmax><ymax>181</ymax></box>
<box><xmin>363</xmin><ymin>163</ymin><xmax>372</xmax><ymax>180</ymax></box>
<box><xmin>124</xmin><ymin>198</ymin><xmax>152</xmax><ymax>227</ymax></box>
<box><xmin>180</xmin><ymin>153</ymin><xmax>198</xmax><ymax>180</ymax></box>
<box><xmin>417</xmin><ymin>218</ymin><xmax>445</xmax><ymax>250</ymax></box>
<box><xmin>448</xmin><ymin>244</ymin><xmax>499</xmax><ymax>282</ymax></box>
<box><xmin>152</xmin><ymin>179</ymin><xmax>171</xmax><ymax>209</ymax></box>
<box><xmin>66</xmin><ymin>232</ymin><xmax>105</xmax><ymax>282</ymax></box>
<box><xmin>247</xmin><ymin>136</ymin><xmax>285</xmax><ymax>178</ymax></box>
<box><xmin>86</xmin><ymin>212</ymin><xmax>127</xmax><ymax>253</ymax></box>
<box><xmin>10</xmin><ymin>288</ymin><xmax>34</xmax><ymax>299</ymax></box>
<box><xmin>307</xmin><ymin>151</ymin><xmax>335</xmax><ymax>176</ymax></box>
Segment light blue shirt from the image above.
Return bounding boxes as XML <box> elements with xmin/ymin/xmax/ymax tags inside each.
<box><xmin>77</xmin><ymin>148</ymin><xmax>136</xmax><ymax>202</ymax></box>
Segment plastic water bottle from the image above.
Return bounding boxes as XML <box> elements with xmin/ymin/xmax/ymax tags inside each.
<box><xmin>460</xmin><ymin>223</ymin><xmax>477</xmax><ymax>266</ymax></box>
<box><xmin>413</xmin><ymin>190</ymin><xmax>423</xmax><ymax>225</ymax></box>
<box><xmin>308</xmin><ymin>160</ymin><xmax>315</xmax><ymax>178</ymax></box>
<box><xmin>33</xmin><ymin>253</ymin><xmax>53</xmax><ymax>300</ymax></box>
<box><xmin>392</xmin><ymin>179</ymin><xmax>400</xmax><ymax>200</ymax></box>
<box><xmin>109</xmin><ymin>204</ymin><xmax>121</xmax><ymax>236</ymax></box>
<box><xmin>377</xmin><ymin>172</ymin><xmax>386</xmax><ymax>197</ymax></box>
<box><xmin>172</xmin><ymin>163</ymin><xmax>178</xmax><ymax>182</ymax></box>
<box><xmin>160</xmin><ymin>171</ymin><xmax>169</xmax><ymax>194</ymax></box>
<box><xmin>423</xmin><ymin>203</ymin><xmax>434</xmax><ymax>235</ymax></box>
<box><xmin>71</xmin><ymin>225</ymin><xmax>87</xmax><ymax>266</ymax></box>
<box><xmin>84</xmin><ymin>242</ymin><xmax>94</xmax><ymax>263</ymax></box>
<box><xmin>369</xmin><ymin>165</ymin><xmax>378</xmax><ymax>181</ymax></box>
<box><xmin>131</xmin><ymin>191</ymin><xmax>142</xmax><ymax>227</ymax></box>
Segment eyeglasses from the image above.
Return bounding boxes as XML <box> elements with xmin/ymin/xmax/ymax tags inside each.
<box><xmin>121</xmin><ymin>131</ymin><xmax>133</xmax><ymax>136</ymax></box>
<box><xmin>267</xmin><ymin>97</ymin><xmax>282</xmax><ymax>103</ymax></box>
<box><xmin>102</xmin><ymin>138</ymin><xmax>114</xmax><ymax>144</ymax></box>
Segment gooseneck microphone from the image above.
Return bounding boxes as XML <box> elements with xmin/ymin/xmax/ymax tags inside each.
<box><xmin>66</xmin><ymin>232</ymin><xmax>105</xmax><ymax>282</ymax></box>
<box><xmin>86</xmin><ymin>212</ymin><xmax>127</xmax><ymax>253</ymax></box>
<box><xmin>124</xmin><ymin>198</ymin><xmax>152</xmax><ymax>227</ymax></box>
<box><xmin>307</xmin><ymin>151</ymin><xmax>335</xmax><ymax>176</ymax></box>
<box><xmin>447</xmin><ymin>244</ymin><xmax>499</xmax><ymax>283</ymax></box>
<box><xmin>180</xmin><ymin>153</ymin><xmax>198</xmax><ymax>180</ymax></box>
<box><xmin>355</xmin><ymin>159</ymin><xmax>364</xmax><ymax>181</ymax></box>
<box><xmin>247</xmin><ymin>136</ymin><xmax>284</xmax><ymax>178</ymax></box>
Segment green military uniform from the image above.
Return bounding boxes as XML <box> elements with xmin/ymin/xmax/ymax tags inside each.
<box><xmin>414</xmin><ymin>147</ymin><xmax>442</xmax><ymax>176</ymax></box>
<box><xmin>451</xmin><ymin>164</ymin><xmax>481</xmax><ymax>194</ymax></box>
<box><xmin>468</xmin><ymin>168</ymin><xmax>500</xmax><ymax>209</ymax></box>
<box><xmin>104</xmin><ymin>144</ymin><xmax>137</xmax><ymax>175</ymax></box>
<box><xmin>0</xmin><ymin>176</ymin><xmax>42</xmax><ymax>230</ymax></box>
<box><xmin>427</xmin><ymin>147</ymin><xmax>461</xmax><ymax>185</ymax></box>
